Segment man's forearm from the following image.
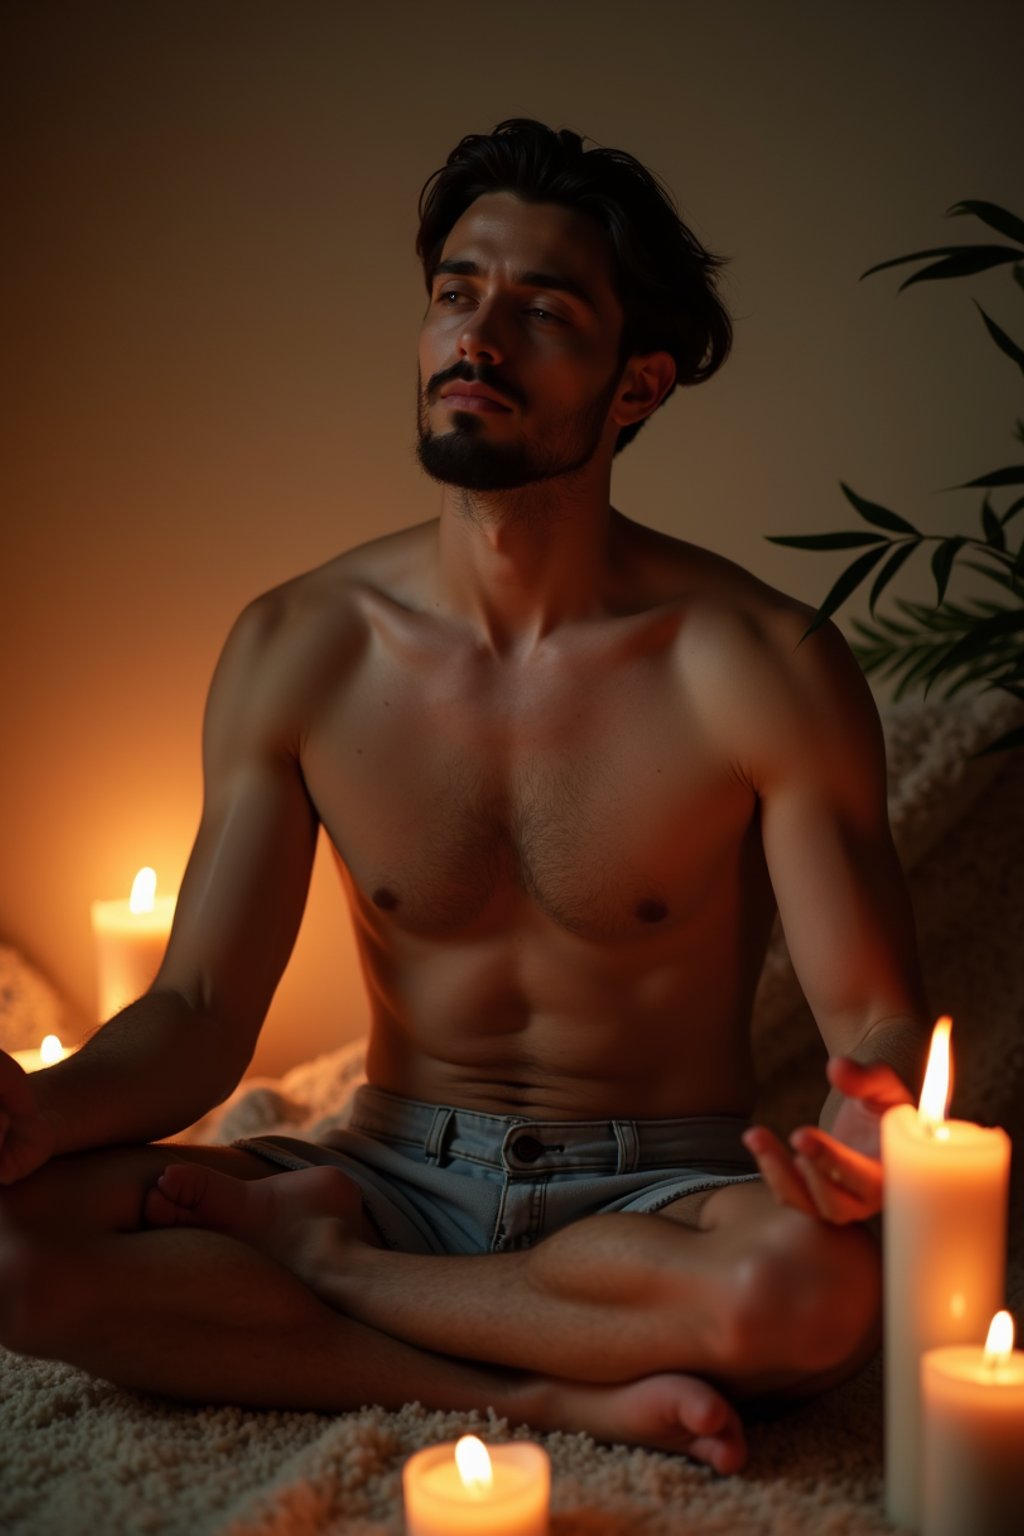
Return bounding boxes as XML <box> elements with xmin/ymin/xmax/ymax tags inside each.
<box><xmin>29</xmin><ymin>988</ymin><xmax>246</xmax><ymax>1156</ymax></box>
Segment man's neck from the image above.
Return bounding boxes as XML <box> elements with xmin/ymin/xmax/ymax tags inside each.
<box><xmin>436</xmin><ymin>478</ymin><xmax>620</xmax><ymax>655</ymax></box>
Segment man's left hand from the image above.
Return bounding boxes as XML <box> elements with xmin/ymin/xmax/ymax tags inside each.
<box><xmin>741</xmin><ymin>1057</ymin><xmax>914</xmax><ymax>1225</ymax></box>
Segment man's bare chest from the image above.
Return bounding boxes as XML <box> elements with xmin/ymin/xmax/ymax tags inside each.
<box><xmin>299</xmin><ymin>641</ymin><xmax>757</xmax><ymax>941</ymax></box>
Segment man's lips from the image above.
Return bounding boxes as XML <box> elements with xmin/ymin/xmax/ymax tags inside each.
<box><xmin>441</xmin><ymin>393</ymin><xmax>512</xmax><ymax>413</ymax></box>
<box><xmin>438</xmin><ymin>383</ymin><xmax>514</xmax><ymax>412</ymax></box>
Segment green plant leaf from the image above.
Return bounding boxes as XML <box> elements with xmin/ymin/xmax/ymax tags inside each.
<box><xmin>868</xmin><ymin>541</ymin><xmax>917</xmax><ymax>612</ymax></box>
<box><xmin>931</xmin><ymin>537</ymin><xmax>966</xmax><ymax>603</ymax></box>
<box><xmin>1002</xmin><ymin>493</ymin><xmax>1024</xmax><ymax>526</ymax></box>
<box><xmin>963</xmin><ymin>560</ymin><xmax>1020</xmax><ymax>594</ymax></box>
<box><xmin>954</xmin><ymin>466</ymin><xmax>1024</xmax><ymax>490</ymax></box>
<box><xmin>766</xmin><ymin>531</ymin><xmax>888</xmax><ymax>550</ymax></box>
<box><xmin>974</xmin><ymin>303</ymin><xmax>1024</xmax><ymax>378</ymax></box>
<box><xmin>947</xmin><ymin>201</ymin><xmax>1024</xmax><ymax>246</ymax></box>
<box><xmin>861</xmin><ymin>246</ymin><xmax>1024</xmax><ymax>290</ymax></box>
<box><xmin>974</xmin><ymin>723</ymin><xmax>1024</xmax><ymax>756</ymax></box>
<box><xmin>802</xmin><ymin>545</ymin><xmax>890</xmax><ymax>637</ymax></box>
<box><xmin>981</xmin><ymin>498</ymin><xmax>1007</xmax><ymax>549</ymax></box>
<box><xmin>927</xmin><ymin>608</ymin><xmax>1024</xmax><ymax>684</ymax></box>
<box><xmin>1015</xmin><ymin>419</ymin><xmax>1024</xmax><ymax>444</ymax></box>
<box><xmin>839</xmin><ymin>482</ymin><xmax>919</xmax><ymax>534</ymax></box>
<box><xmin>1015</xmin><ymin>265</ymin><xmax>1024</xmax><ymax>296</ymax></box>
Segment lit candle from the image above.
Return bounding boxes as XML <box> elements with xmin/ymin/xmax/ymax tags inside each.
<box><xmin>882</xmin><ymin>1017</ymin><xmax>1011</xmax><ymax>1530</ymax></box>
<box><xmin>922</xmin><ymin>1311</ymin><xmax>1024</xmax><ymax>1536</ymax></box>
<box><xmin>90</xmin><ymin>867</ymin><xmax>176</xmax><ymax>1021</ymax></box>
<box><xmin>9</xmin><ymin>1033</ymin><xmax>74</xmax><ymax>1073</ymax></box>
<box><xmin>403</xmin><ymin>1434</ymin><xmax>550</xmax><ymax>1536</ymax></box>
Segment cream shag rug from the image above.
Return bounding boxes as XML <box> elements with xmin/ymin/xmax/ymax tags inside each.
<box><xmin>1</xmin><ymin>693</ymin><xmax>1022</xmax><ymax>1535</ymax></box>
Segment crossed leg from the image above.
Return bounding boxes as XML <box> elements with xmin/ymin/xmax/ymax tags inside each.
<box><xmin>0</xmin><ymin>1142</ymin><xmax>748</xmax><ymax>1472</ymax></box>
<box><xmin>146</xmin><ymin>1159</ymin><xmax>882</xmax><ymax>1402</ymax></box>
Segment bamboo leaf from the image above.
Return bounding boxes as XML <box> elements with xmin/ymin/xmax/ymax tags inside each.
<box><xmin>981</xmin><ymin>497</ymin><xmax>1007</xmax><ymax>549</ymax></box>
<box><xmin>766</xmin><ymin>532</ymin><xmax>888</xmax><ymax>550</ymax></box>
<box><xmin>974</xmin><ymin>723</ymin><xmax>1024</xmax><ymax>756</ymax></box>
<box><xmin>868</xmin><ymin>541</ymin><xmax>917</xmax><ymax>613</ymax></box>
<box><xmin>859</xmin><ymin>244</ymin><xmax>1023</xmax><ymax>283</ymax></box>
<box><xmin>962</xmin><ymin>560</ymin><xmax>1020</xmax><ymax>593</ymax></box>
<box><xmin>1015</xmin><ymin>265</ymin><xmax>1024</xmax><ymax>296</ymax></box>
<box><xmin>928</xmin><ymin>608</ymin><xmax>1024</xmax><ymax>680</ymax></box>
<box><xmin>839</xmin><ymin>482</ymin><xmax>919</xmax><ymax>534</ymax></box>
<box><xmin>862</xmin><ymin>246</ymin><xmax>1024</xmax><ymax>291</ymax></box>
<box><xmin>974</xmin><ymin>303</ymin><xmax>1024</xmax><ymax>378</ymax></box>
<box><xmin>953</xmin><ymin>466</ymin><xmax>1024</xmax><ymax>490</ymax></box>
<box><xmin>1002</xmin><ymin>494</ymin><xmax>1024</xmax><ymax>526</ymax></box>
<box><xmin>1016</xmin><ymin>419</ymin><xmax>1024</xmax><ymax>444</ymax></box>
<box><xmin>802</xmin><ymin>545</ymin><xmax>890</xmax><ymax>637</ymax></box>
<box><xmin>947</xmin><ymin>201</ymin><xmax>1024</xmax><ymax>246</ymax></box>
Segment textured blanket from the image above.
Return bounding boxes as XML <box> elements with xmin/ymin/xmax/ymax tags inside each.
<box><xmin>2</xmin><ymin>692</ymin><xmax>1021</xmax><ymax>1535</ymax></box>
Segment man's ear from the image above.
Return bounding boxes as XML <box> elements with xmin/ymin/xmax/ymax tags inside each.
<box><xmin>613</xmin><ymin>351</ymin><xmax>677</xmax><ymax>428</ymax></box>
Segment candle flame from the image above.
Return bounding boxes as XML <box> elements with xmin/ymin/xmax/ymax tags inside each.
<box><xmin>129</xmin><ymin>867</ymin><xmax>158</xmax><ymax>915</ymax></box>
<box><xmin>39</xmin><ymin>1034</ymin><xmax>64</xmax><ymax>1065</ymax></box>
<box><xmin>454</xmin><ymin>1434</ymin><xmax>493</xmax><ymax>1495</ymax></box>
<box><xmin>918</xmin><ymin>1016</ymin><xmax>953</xmax><ymax>1129</ymax></box>
<box><xmin>983</xmin><ymin>1310</ymin><xmax>1015</xmax><ymax>1370</ymax></box>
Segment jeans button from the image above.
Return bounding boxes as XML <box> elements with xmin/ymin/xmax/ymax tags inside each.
<box><xmin>511</xmin><ymin>1134</ymin><xmax>544</xmax><ymax>1163</ymax></box>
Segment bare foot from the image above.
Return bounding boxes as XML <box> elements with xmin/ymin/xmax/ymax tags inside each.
<box><xmin>540</xmin><ymin>1371</ymin><xmax>747</xmax><ymax>1471</ymax></box>
<box><xmin>143</xmin><ymin>1163</ymin><xmax>364</xmax><ymax>1281</ymax></box>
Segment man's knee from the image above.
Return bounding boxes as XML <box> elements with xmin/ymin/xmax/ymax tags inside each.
<box><xmin>717</xmin><ymin>1211</ymin><xmax>881</xmax><ymax>1379</ymax></box>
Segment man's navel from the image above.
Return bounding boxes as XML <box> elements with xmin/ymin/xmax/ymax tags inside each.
<box><xmin>634</xmin><ymin>898</ymin><xmax>668</xmax><ymax>924</ymax></box>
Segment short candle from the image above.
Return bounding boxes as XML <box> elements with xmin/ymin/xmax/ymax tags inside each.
<box><xmin>882</xmin><ymin>1017</ymin><xmax>1011</xmax><ymax>1530</ymax></box>
<box><xmin>9</xmin><ymin>1034</ymin><xmax>74</xmax><ymax>1073</ymax></box>
<box><xmin>90</xmin><ymin>867</ymin><xmax>176</xmax><ymax>1021</ymax></box>
<box><xmin>922</xmin><ymin>1311</ymin><xmax>1024</xmax><ymax>1536</ymax></box>
<box><xmin>403</xmin><ymin>1435</ymin><xmax>550</xmax><ymax>1536</ymax></box>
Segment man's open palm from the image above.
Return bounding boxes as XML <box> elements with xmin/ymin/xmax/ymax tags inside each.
<box><xmin>742</xmin><ymin>1057</ymin><xmax>914</xmax><ymax>1225</ymax></box>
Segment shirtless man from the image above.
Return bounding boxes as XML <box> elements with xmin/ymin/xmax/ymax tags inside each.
<box><xmin>0</xmin><ymin>119</ymin><xmax>929</xmax><ymax>1475</ymax></box>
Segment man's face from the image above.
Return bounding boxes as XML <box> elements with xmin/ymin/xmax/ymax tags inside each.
<box><xmin>416</xmin><ymin>191</ymin><xmax>629</xmax><ymax>492</ymax></box>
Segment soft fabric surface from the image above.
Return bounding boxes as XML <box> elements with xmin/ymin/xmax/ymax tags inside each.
<box><xmin>1</xmin><ymin>692</ymin><xmax>1021</xmax><ymax>1535</ymax></box>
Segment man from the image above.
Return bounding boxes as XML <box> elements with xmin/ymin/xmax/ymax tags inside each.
<box><xmin>0</xmin><ymin>120</ymin><xmax>929</xmax><ymax>1475</ymax></box>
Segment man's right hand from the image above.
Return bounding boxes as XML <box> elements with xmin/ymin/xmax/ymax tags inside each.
<box><xmin>0</xmin><ymin>1050</ymin><xmax>57</xmax><ymax>1185</ymax></box>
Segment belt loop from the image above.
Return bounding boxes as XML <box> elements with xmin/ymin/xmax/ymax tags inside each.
<box><xmin>423</xmin><ymin>1107</ymin><xmax>454</xmax><ymax>1164</ymax></box>
<box><xmin>613</xmin><ymin>1120</ymin><xmax>640</xmax><ymax>1174</ymax></box>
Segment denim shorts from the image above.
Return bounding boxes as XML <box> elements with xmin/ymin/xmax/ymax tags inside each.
<box><xmin>232</xmin><ymin>1083</ymin><xmax>761</xmax><ymax>1255</ymax></box>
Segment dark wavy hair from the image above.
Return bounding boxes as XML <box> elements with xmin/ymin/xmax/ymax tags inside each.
<box><xmin>416</xmin><ymin>118</ymin><xmax>733</xmax><ymax>455</ymax></box>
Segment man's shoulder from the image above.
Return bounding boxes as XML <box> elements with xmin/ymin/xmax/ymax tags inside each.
<box><xmin>230</xmin><ymin>520</ymin><xmax>438</xmax><ymax>656</ymax></box>
<box><xmin>626</xmin><ymin>523</ymin><xmax>881</xmax><ymax>783</ymax></box>
<box><xmin>620</xmin><ymin>515</ymin><xmax>815</xmax><ymax>643</ymax></box>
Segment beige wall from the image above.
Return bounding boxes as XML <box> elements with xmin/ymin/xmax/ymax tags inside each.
<box><xmin>3</xmin><ymin>1</ymin><xmax>1020</xmax><ymax>1074</ymax></box>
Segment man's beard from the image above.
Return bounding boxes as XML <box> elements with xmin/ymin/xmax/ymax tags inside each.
<box><xmin>414</xmin><ymin>367</ymin><xmax>622</xmax><ymax>494</ymax></box>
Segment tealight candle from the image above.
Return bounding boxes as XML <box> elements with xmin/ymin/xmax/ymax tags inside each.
<box><xmin>922</xmin><ymin>1311</ymin><xmax>1024</xmax><ymax>1536</ymax></box>
<box><xmin>91</xmin><ymin>867</ymin><xmax>177</xmax><ymax>1021</ymax></box>
<box><xmin>9</xmin><ymin>1033</ymin><xmax>75</xmax><ymax>1073</ymax></box>
<box><xmin>403</xmin><ymin>1434</ymin><xmax>549</xmax><ymax>1536</ymax></box>
<box><xmin>882</xmin><ymin>1017</ymin><xmax>1011</xmax><ymax>1530</ymax></box>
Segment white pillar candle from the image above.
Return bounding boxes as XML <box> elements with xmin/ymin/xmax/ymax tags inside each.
<box><xmin>90</xmin><ymin>867</ymin><xmax>176</xmax><ymax>1021</ymax></box>
<box><xmin>882</xmin><ymin>1018</ymin><xmax>1011</xmax><ymax>1531</ymax></box>
<box><xmin>403</xmin><ymin>1435</ymin><xmax>549</xmax><ymax>1536</ymax></box>
<box><xmin>922</xmin><ymin>1312</ymin><xmax>1024</xmax><ymax>1536</ymax></box>
<box><xmin>9</xmin><ymin>1034</ymin><xmax>74</xmax><ymax>1072</ymax></box>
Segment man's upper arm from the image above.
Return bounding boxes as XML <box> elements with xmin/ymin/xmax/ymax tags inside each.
<box><xmin>153</xmin><ymin>594</ymin><xmax>321</xmax><ymax>1075</ymax></box>
<box><xmin>724</xmin><ymin>610</ymin><xmax>928</xmax><ymax>1065</ymax></box>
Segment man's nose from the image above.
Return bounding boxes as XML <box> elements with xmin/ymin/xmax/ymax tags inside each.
<box><xmin>457</xmin><ymin>301</ymin><xmax>506</xmax><ymax>366</ymax></box>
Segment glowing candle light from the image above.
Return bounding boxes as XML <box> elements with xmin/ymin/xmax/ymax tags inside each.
<box><xmin>10</xmin><ymin>1032</ymin><xmax>74</xmax><ymax>1073</ymax></box>
<box><xmin>922</xmin><ymin>1311</ymin><xmax>1024</xmax><ymax>1536</ymax></box>
<box><xmin>90</xmin><ymin>867</ymin><xmax>176</xmax><ymax>1021</ymax></box>
<box><xmin>882</xmin><ymin>1017</ymin><xmax>1011</xmax><ymax>1529</ymax></box>
<box><xmin>403</xmin><ymin>1434</ymin><xmax>549</xmax><ymax>1535</ymax></box>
